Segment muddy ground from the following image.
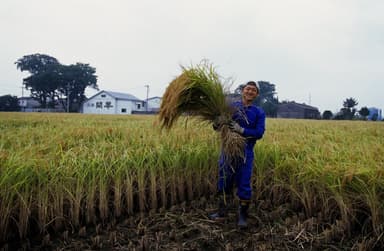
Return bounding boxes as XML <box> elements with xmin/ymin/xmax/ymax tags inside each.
<box><xmin>2</xmin><ymin>197</ymin><xmax>381</xmax><ymax>251</ymax></box>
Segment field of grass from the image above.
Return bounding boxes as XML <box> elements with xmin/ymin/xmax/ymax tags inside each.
<box><xmin>0</xmin><ymin>113</ymin><xmax>383</xmax><ymax>247</ymax></box>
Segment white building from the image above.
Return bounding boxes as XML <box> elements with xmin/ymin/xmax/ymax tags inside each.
<box><xmin>147</xmin><ymin>96</ymin><xmax>162</xmax><ymax>112</ymax></box>
<box><xmin>82</xmin><ymin>90</ymin><xmax>147</xmax><ymax>115</ymax></box>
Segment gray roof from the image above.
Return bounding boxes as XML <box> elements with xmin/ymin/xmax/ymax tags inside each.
<box><xmin>147</xmin><ymin>96</ymin><xmax>162</xmax><ymax>100</ymax></box>
<box><xmin>104</xmin><ymin>91</ymin><xmax>142</xmax><ymax>101</ymax></box>
<box><xmin>279</xmin><ymin>101</ymin><xmax>319</xmax><ymax>111</ymax></box>
<box><xmin>86</xmin><ymin>90</ymin><xmax>143</xmax><ymax>102</ymax></box>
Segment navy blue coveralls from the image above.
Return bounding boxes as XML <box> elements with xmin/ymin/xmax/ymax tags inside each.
<box><xmin>217</xmin><ymin>100</ymin><xmax>266</xmax><ymax>201</ymax></box>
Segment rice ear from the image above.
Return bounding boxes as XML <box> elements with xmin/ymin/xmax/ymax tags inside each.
<box><xmin>158</xmin><ymin>72</ymin><xmax>190</xmax><ymax>129</ymax></box>
<box><xmin>220</xmin><ymin>125</ymin><xmax>245</xmax><ymax>161</ymax></box>
<box><xmin>159</xmin><ymin>62</ymin><xmax>231</xmax><ymax>126</ymax></box>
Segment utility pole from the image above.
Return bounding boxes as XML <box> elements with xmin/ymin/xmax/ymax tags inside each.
<box><xmin>144</xmin><ymin>84</ymin><xmax>149</xmax><ymax>112</ymax></box>
<box><xmin>67</xmin><ymin>83</ymin><xmax>70</xmax><ymax>113</ymax></box>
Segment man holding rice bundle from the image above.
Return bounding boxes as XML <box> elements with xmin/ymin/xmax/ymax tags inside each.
<box><xmin>158</xmin><ymin>63</ymin><xmax>265</xmax><ymax>227</ymax></box>
<box><xmin>210</xmin><ymin>81</ymin><xmax>266</xmax><ymax>228</ymax></box>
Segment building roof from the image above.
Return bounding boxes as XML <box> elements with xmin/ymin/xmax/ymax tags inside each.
<box><xmin>104</xmin><ymin>91</ymin><xmax>142</xmax><ymax>101</ymax></box>
<box><xmin>86</xmin><ymin>90</ymin><xmax>142</xmax><ymax>102</ymax></box>
<box><xmin>147</xmin><ymin>96</ymin><xmax>162</xmax><ymax>100</ymax></box>
<box><xmin>279</xmin><ymin>101</ymin><xmax>319</xmax><ymax>111</ymax></box>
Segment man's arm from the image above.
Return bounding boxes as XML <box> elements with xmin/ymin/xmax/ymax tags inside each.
<box><xmin>242</xmin><ymin>110</ymin><xmax>266</xmax><ymax>139</ymax></box>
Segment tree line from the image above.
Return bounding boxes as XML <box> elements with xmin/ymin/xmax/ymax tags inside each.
<box><xmin>1</xmin><ymin>53</ymin><xmax>98</xmax><ymax>112</ymax></box>
<box><xmin>0</xmin><ymin>53</ymin><xmax>380</xmax><ymax>121</ymax></box>
<box><xmin>322</xmin><ymin>97</ymin><xmax>381</xmax><ymax>121</ymax></box>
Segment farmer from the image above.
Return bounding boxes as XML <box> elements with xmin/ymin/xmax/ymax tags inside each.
<box><xmin>210</xmin><ymin>81</ymin><xmax>266</xmax><ymax>228</ymax></box>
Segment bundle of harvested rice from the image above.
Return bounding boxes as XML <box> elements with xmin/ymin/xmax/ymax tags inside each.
<box><xmin>159</xmin><ymin>61</ymin><xmax>245</xmax><ymax>160</ymax></box>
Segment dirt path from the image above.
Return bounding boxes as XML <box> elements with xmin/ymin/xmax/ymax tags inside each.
<box><xmin>3</xmin><ymin>198</ymin><xmax>378</xmax><ymax>251</ymax></box>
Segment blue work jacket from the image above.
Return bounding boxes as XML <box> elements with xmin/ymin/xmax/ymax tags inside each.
<box><xmin>232</xmin><ymin>101</ymin><xmax>266</xmax><ymax>150</ymax></box>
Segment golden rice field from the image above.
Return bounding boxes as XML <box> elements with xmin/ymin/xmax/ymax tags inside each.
<box><xmin>0</xmin><ymin>112</ymin><xmax>383</xmax><ymax>248</ymax></box>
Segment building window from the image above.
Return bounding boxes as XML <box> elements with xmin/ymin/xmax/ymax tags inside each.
<box><xmin>121</xmin><ymin>108</ymin><xmax>127</xmax><ymax>113</ymax></box>
<box><xmin>104</xmin><ymin>101</ymin><xmax>113</xmax><ymax>109</ymax></box>
<box><xmin>101</xmin><ymin>94</ymin><xmax>106</xmax><ymax>98</ymax></box>
<box><xmin>91</xmin><ymin>103</ymin><xmax>95</xmax><ymax>107</ymax></box>
<box><xmin>96</xmin><ymin>102</ymin><xmax>102</xmax><ymax>108</ymax></box>
<box><xmin>136</xmin><ymin>103</ymin><xmax>141</xmax><ymax>109</ymax></box>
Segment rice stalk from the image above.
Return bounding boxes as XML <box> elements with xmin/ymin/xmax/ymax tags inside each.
<box><xmin>177</xmin><ymin>175</ymin><xmax>186</xmax><ymax>203</ymax></box>
<box><xmin>158</xmin><ymin>165</ymin><xmax>167</xmax><ymax>209</ymax></box>
<box><xmin>86</xmin><ymin>181</ymin><xmax>97</xmax><ymax>225</ymax></box>
<box><xmin>98</xmin><ymin>179</ymin><xmax>109</xmax><ymax>222</ymax></box>
<box><xmin>149</xmin><ymin>164</ymin><xmax>158</xmax><ymax>210</ymax></box>
<box><xmin>124</xmin><ymin>173</ymin><xmax>134</xmax><ymax>215</ymax></box>
<box><xmin>137</xmin><ymin>165</ymin><xmax>147</xmax><ymax>212</ymax></box>
<box><xmin>113</xmin><ymin>177</ymin><xmax>123</xmax><ymax>218</ymax></box>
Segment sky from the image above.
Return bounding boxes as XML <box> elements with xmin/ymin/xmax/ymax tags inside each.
<box><xmin>1</xmin><ymin>0</ymin><xmax>383</xmax><ymax>113</ymax></box>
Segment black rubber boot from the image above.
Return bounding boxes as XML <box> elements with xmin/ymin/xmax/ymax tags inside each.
<box><xmin>209</xmin><ymin>194</ymin><xmax>230</xmax><ymax>220</ymax></box>
<box><xmin>237</xmin><ymin>200</ymin><xmax>249</xmax><ymax>228</ymax></box>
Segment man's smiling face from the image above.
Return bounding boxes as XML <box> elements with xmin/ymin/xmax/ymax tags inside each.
<box><xmin>242</xmin><ymin>84</ymin><xmax>259</xmax><ymax>104</ymax></box>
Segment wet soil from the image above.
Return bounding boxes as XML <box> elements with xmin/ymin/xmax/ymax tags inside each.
<box><xmin>2</xmin><ymin>198</ymin><xmax>381</xmax><ymax>251</ymax></box>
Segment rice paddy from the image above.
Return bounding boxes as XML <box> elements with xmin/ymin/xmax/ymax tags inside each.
<box><xmin>0</xmin><ymin>113</ymin><xmax>383</xmax><ymax>249</ymax></box>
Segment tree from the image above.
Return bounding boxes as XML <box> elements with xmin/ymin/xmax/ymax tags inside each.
<box><xmin>15</xmin><ymin>53</ymin><xmax>59</xmax><ymax>74</ymax></box>
<box><xmin>15</xmin><ymin>53</ymin><xmax>98</xmax><ymax>111</ymax></box>
<box><xmin>15</xmin><ymin>54</ymin><xmax>61</xmax><ymax>108</ymax></box>
<box><xmin>339</xmin><ymin>97</ymin><xmax>358</xmax><ymax>120</ymax></box>
<box><xmin>56</xmin><ymin>63</ymin><xmax>98</xmax><ymax>112</ymax></box>
<box><xmin>0</xmin><ymin>95</ymin><xmax>20</xmax><ymax>111</ymax></box>
<box><xmin>358</xmin><ymin>107</ymin><xmax>370</xmax><ymax>120</ymax></box>
<box><xmin>343</xmin><ymin>97</ymin><xmax>358</xmax><ymax>109</ymax></box>
<box><xmin>322</xmin><ymin>110</ymin><xmax>333</xmax><ymax>120</ymax></box>
<box><xmin>234</xmin><ymin>81</ymin><xmax>278</xmax><ymax>117</ymax></box>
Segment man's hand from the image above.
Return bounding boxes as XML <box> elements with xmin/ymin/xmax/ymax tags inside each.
<box><xmin>229</xmin><ymin>121</ymin><xmax>244</xmax><ymax>134</ymax></box>
<box><xmin>212</xmin><ymin>120</ymin><xmax>220</xmax><ymax>131</ymax></box>
<box><xmin>212</xmin><ymin>116</ymin><xmax>223</xmax><ymax>131</ymax></box>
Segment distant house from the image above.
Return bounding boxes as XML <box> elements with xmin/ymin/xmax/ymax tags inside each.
<box><xmin>82</xmin><ymin>90</ymin><xmax>162</xmax><ymax>115</ymax></box>
<box><xmin>277</xmin><ymin>101</ymin><xmax>320</xmax><ymax>119</ymax></box>
<box><xmin>18</xmin><ymin>97</ymin><xmax>40</xmax><ymax>112</ymax></box>
<box><xmin>147</xmin><ymin>96</ymin><xmax>162</xmax><ymax>112</ymax></box>
<box><xmin>367</xmin><ymin>107</ymin><xmax>382</xmax><ymax>121</ymax></box>
<box><xmin>18</xmin><ymin>97</ymin><xmax>65</xmax><ymax>112</ymax></box>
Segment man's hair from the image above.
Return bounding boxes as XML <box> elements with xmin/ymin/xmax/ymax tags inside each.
<box><xmin>241</xmin><ymin>81</ymin><xmax>259</xmax><ymax>93</ymax></box>
<box><xmin>245</xmin><ymin>81</ymin><xmax>257</xmax><ymax>88</ymax></box>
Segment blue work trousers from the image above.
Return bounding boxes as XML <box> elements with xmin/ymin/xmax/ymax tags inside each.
<box><xmin>217</xmin><ymin>149</ymin><xmax>254</xmax><ymax>200</ymax></box>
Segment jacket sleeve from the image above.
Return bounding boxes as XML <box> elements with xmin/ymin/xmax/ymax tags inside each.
<box><xmin>243</xmin><ymin>109</ymin><xmax>266</xmax><ymax>140</ymax></box>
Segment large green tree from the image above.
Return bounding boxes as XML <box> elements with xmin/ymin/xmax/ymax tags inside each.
<box><xmin>15</xmin><ymin>53</ymin><xmax>98</xmax><ymax>111</ymax></box>
<box><xmin>15</xmin><ymin>54</ymin><xmax>60</xmax><ymax>108</ymax></box>
<box><xmin>234</xmin><ymin>81</ymin><xmax>278</xmax><ymax>117</ymax></box>
<box><xmin>0</xmin><ymin>95</ymin><xmax>20</xmax><ymax>111</ymax></box>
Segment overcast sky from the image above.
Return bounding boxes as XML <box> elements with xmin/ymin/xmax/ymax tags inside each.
<box><xmin>1</xmin><ymin>0</ymin><xmax>383</xmax><ymax>113</ymax></box>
